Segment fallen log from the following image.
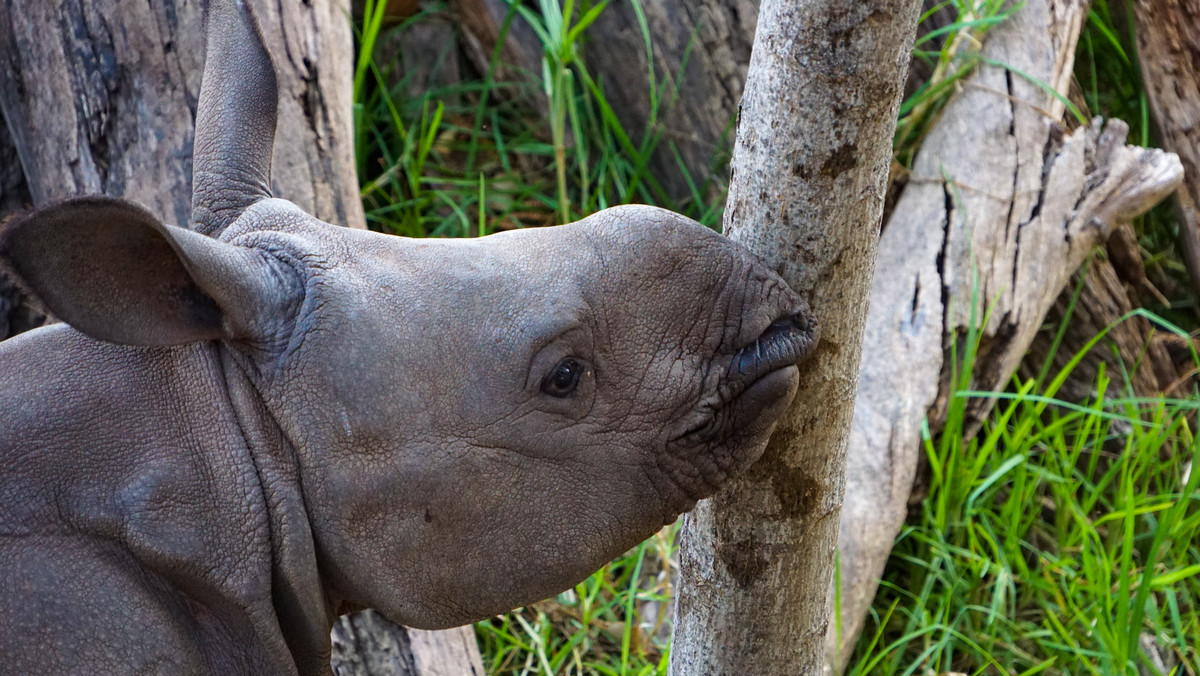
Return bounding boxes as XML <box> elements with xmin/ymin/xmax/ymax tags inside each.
<box><xmin>831</xmin><ymin>0</ymin><xmax>1183</xmax><ymax>668</ymax></box>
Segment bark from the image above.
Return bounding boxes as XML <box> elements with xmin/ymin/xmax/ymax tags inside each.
<box><xmin>454</xmin><ymin>0</ymin><xmax>543</xmax><ymax>86</ymax></box>
<box><xmin>1024</xmin><ymin>226</ymin><xmax>1184</xmax><ymax>404</ymax></box>
<box><xmin>0</xmin><ymin>0</ymin><xmax>363</xmax><ymax>228</ymax></box>
<box><xmin>331</xmin><ymin>611</ymin><xmax>484</xmax><ymax>676</ymax></box>
<box><xmin>0</xmin><ymin>1</ymin><xmax>480</xmax><ymax>673</ymax></box>
<box><xmin>582</xmin><ymin>0</ymin><xmax>758</xmax><ymax>205</ymax></box>
<box><xmin>667</xmin><ymin>1</ymin><xmax>922</xmax><ymax>674</ymax></box>
<box><xmin>455</xmin><ymin>0</ymin><xmax>756</xmax><ymax>205</ymax></box>
<box><xmin>1133</xmin><ymin>0</ymin><xmax>1200</xmax><ymax>302</ymax></box>
<box><xmin>831</xmin><ymin>0</ymin><xmax>1183</xmax><ymax>669</ymax></box>
<box><xmin>0</xmin><ymin>112</ymin><xmax>41</xmax><ymax>338</ymax></box>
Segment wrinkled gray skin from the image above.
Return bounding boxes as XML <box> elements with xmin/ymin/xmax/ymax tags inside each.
<box><xmin>0</xmin><ymin>1</ymin><xmax>816</xmax><ymax>674</ymax></box>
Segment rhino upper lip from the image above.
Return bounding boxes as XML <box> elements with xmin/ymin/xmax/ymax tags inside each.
<box><xmin>729</xmin><ymin>309</ymin><xmax>818</xmax><ymax>386</ymax></box>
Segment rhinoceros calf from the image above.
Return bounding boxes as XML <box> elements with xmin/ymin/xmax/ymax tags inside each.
<box><xmin>0</xmin><ymin>0</ymin><xmax>816</xmax><ymax>673</ymax></box>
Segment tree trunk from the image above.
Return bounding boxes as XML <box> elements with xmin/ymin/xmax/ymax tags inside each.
<box><xmin>667</xmin><ymin>1</ymin><xmax>922</xmax><ymax>674</ymax></box>
<box><xmin>0</xmin><ymin>116</ymin><xmax>40</xmax><ymax>338</ymax></box>
<box><xmin>331</xmin><ymin>611</ymin><xmax>484</xmax><ymax>676</ymax></box>
<box><xmin>1133</xmin><ymin>0</ymin><xmax>1200</xmax><ymax>302</ymax></box>
<box><xmin>0</xmin><ymin>1</ymin><xmax>481</xmax><ymax>674</ymax></box>
<box><xmin>831</xmin><ymin>0</ymin><xmax>1183</xmax><ymax>669</ymax></box>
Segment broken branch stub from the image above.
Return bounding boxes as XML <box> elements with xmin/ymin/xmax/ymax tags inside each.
<box><xmin>831</xmin><ymin>0</ymin><xmax>1183</xmax><ymax>668</ymax></box>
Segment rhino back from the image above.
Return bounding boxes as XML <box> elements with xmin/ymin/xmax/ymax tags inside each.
<box><xmin>0</xmin><ymin>325</ymin><xmax>302</xmax><ymax>673</ymax></box>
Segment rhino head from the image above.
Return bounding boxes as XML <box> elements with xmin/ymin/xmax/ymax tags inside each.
<box><xmin>0</xmin><ymin>0</ymin><xmax>816</xmax><ymax>631</ymax></box>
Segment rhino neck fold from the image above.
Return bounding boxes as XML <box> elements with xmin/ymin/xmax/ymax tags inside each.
<box><xmin>218</xmin><ymin>347</ymin><xmax>338</xmax><ymax>674</ymax></box>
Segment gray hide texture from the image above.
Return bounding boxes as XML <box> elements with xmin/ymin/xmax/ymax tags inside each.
<box><xmin>0</xmin><ymin>0</ymin><xmax>817</xmax><ymax>673</ymax></box>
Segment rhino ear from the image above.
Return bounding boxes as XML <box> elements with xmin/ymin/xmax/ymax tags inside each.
<box><xmin>0</xmin><ymin>196</ymin><xmax>293</xmax><ymax>346</ymax></box>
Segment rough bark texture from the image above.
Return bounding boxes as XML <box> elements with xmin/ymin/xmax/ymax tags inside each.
<box><xmin>332</xmin><ymin>611</ymin><xmax>484</xmax><ymax>676</ymax></box>
<box><xmin>831</xmin><ymin>0</ymin><xmax>1183</xmax><ymax>668</ymax></box>
<box><xmin>0</xmin><ymin>1</ymin><xmax>480</xmax><ymax>673</ymax></box>
<box><xmin>582</xmin><ymin>1</ymin><xmax>758</xmax><ymax>205</ymax></box>
<box><xmin>454</xmin><ymin>0</ymin><xmax>543</xmax><ymax>85</ymax></box>
<box><xmin>0</xmin><ymin>114</ymin><xmax>40</xmax><ymax>338</ymax></box>
<box><xmin>0</xmin><ymin>0</ymin><xmax>363</xmax><ymax>229</ymax></box>
<box><xmin>667</xmin><ymin>1</ymin><xmax>922</xmax><ymax>674</ymax></box>
<box><xmin>1133</xmin><ymin>0</ymin><xmax>1200</xmax><ymax>301</ymax></box>
<box><xmin>1025</xmin><ymin>227</ymin><xmax>1184</xmax><ymax>404</ymax></box>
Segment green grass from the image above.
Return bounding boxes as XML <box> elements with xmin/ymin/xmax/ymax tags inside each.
<box><xmin>844</xmin><ymin>279</ymin><xmax>1200</xmax><ymax>674</ymax></box>
<box><xmin>351</xmin><ymin>0</ymin><xmax>714</xmax><ymax>235</ymax></box>
<box><xmin>349</xmin><ymin>2</ymin><xmax>1200</xmax><ymax>674</ymax></box>
<box><xmin>476</xmin><ymin>529</ymin><xmax>676</xmax><ymax>675</ymax></box>
<box><xmin>851</xmin><ymin>387</ymin><xmax>1200</xmax><ymax>674</ymax></box>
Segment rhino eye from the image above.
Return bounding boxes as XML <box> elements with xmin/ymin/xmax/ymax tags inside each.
<box><xmin>542</xmin><ymin>358</ymin><xmax>583</xmax><ymax>397</ymax></box>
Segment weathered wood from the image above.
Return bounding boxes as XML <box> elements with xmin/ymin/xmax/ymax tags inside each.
<box><xmin>831</xmin><ymin>0</ymin><xmax>1183</xmax><ymax>668</ymax></box>
<box><xmin>667</xmin><ymin>0</ymin><xmax>922</xmax><ymax>674</ymax></box>
<box><xmin>453</xmin><ymin>0</ymin><xmax>543</xmax><ymax>87</ymax></box>
<box><xmin>1024</xmin><ymin>226</ymin><xmax>1183</xmax><ymax>403</ymax></box>
<box><xmin>372</xmin><ymin>10</ymin><xmax>468</xmax><ymax>103</ymax></box>
<box><xmin>331</xmin><ymin>611</ymin><xmax>484</xmax><ymax>676</ymax></box>
<box><xmin>0</xmin><ymin>111</ymin><xmax>42</xmax><ymax>339</ymax></box>
<box><xmin>0</xmin><ymin>0</ymin><xmax>363</xmax><ymax>229</ymax></box>
<box><xmin>1133</xmin><ymin>0</ymin><xmax>1200</xmax><ymax>302</ymax></box>
<box><xmin>0</xmin><ymin>1</ymin><xmax>481</xmax><ymax>673</ymax></box>
<box><xmin>456</xmin><ymin>0</ymin><xmax>756</xmax><ymax>205</ymax></box>
<box><xmin>583</xmin><ymin>0</ymin><xmax>758</xmax><ymax>205</ymax></box>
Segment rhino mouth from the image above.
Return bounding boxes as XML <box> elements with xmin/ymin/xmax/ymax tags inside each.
<box><xmin>653</xmin><ymin>307</ymin><xmax>818</xmax><ymax>514</ymax></box>
<box><xmin>667</xmin><ymin>307</ymin><xmax>819</xmax><ymax>446</ymax></box>
<box><xmin>729</xmin><ymin>309</ymin><xmax>818</xmax><ymax>389</ymax></box>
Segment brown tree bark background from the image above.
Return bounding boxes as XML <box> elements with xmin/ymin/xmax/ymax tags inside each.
<box><xmin>0</xmin><ymin>1</ymin><xmax>480</xmax><ymax>674</ymax></box>
<box><xmin>666</xmin><ymin>1</ymin><xmax>923</xmax><ymax>673</ymax></box>
<box><xmin>457</xmin><ymin>0</ymin><xmax>757</xmax><ymax>206</ymax></box>
<box><xmin>1134</xmin><ymin>0</ymin><xmax>1200</xmax><ymax>302</ymax></box>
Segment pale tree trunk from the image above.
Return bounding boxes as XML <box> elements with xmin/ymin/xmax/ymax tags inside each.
<box><xmin>666</xmin><ymin>0</ymin><xmax>922</xmax><ymax>674</ymax></box>
<box><xmin>0</xmin><ymin>1</ymin><xmax>481</xmax><ymax>674</ymax></box>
